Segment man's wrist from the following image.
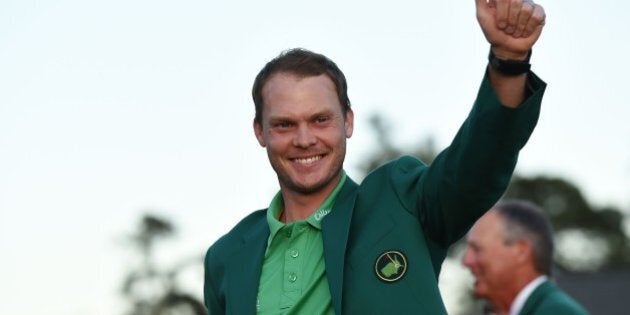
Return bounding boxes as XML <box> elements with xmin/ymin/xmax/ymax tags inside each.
<box><xmin>490</xmin><ymin>46</ymin><xmax>530</xmax><ymax>60</ymax></box>
<box><xmin>488</xmin><ymin>49</ymin><xmax>532</xmax><ymax>76</ymax></box>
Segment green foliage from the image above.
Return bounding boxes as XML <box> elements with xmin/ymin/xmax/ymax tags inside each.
<box><xmin>130</xmin><ymin>215</ymin><xmax>176</xmax><ymax>259</ymax></box>
<box><xmin>121</xmin><ymin>214</ymin><xmax>207</xmax><ymax>315</ymax></box>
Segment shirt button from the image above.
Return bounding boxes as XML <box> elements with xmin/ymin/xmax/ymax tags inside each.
<box><xmin>290</xmin><ymin>249</ymin><xmax>299</xmax><ymax>258</ymax></box>
<box><xmin>285</xmin><ymin>229</ymin><xmax>292</xmax><ymax>238</ymax></box>
<box><xmin>288</xmin><ymin>273</ymin><xmax>297</xmax><ymax>282</ymax></box>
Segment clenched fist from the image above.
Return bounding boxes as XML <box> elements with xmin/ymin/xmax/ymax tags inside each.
<box><xmin>476</xmin><ymin>0</ymin><xmax>546</xmax><ymax>60</ymax></box>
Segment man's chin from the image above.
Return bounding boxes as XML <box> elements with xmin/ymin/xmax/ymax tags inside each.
<box><xmin>284</xmin><ymin>172</ymin><xmax>341</xmax><ymax>194</ymax></box>
<box><xmin>286</xmin><ymin>179</ymin><xmax>328</xmax><ymax>194</ymax></box>
<box><xmin>472</xmin><ymin>282</ymin><xmax>487</xmax><ymax>298</ymax></box>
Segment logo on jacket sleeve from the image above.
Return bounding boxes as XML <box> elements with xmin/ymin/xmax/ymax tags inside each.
<box><xmin>374</xmin><ymin>250</ymin><xmax>408</xmax><ymax>282</ymax></box>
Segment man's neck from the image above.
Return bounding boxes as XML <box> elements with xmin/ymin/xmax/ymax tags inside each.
<box><xmin>508</xmin><ymin>275</ymin><xmax>547</xmax><ymax>315</ymax></box>
<box><xmin>280</xmin><ymin>189</ymin><xmax>333</xmax><ymax>222</ymax></box>
<box><xmin>280</xmin><ymin>176</ymin><xmax>342</xmax><ymax>223</ymax></box>
<box><xmin>490</xmin><ymin>271</ymin><xmax>543</xmax><ymax>315</ymax></box>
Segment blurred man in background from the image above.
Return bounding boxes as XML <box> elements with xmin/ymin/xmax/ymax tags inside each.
<box><xmin>463</xmin><ymin>200</ymin><xmax>589</xmax><ymax>315</ymax></box>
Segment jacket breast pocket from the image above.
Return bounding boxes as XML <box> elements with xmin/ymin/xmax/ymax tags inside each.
<box><xmin>343</xmin><ymin>211</ymin><xmax>446</xmax><ymax>314</ymax></box>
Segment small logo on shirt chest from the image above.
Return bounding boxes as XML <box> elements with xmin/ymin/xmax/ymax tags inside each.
<box><xmin>314</xmin><ymin>208</ymin><xmax>331</xmax><ymax>221</ymax></box>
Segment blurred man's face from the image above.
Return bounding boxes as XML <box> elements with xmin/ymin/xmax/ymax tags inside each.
<box><xmin>253</xmin><ymin>72</ymin><xmax>353</xmax><ymax>196</ymax></box>
<box><xmin>462</xmin><ymin>210</ymin><xmax>521</xmax><ymax>300</ymax></box>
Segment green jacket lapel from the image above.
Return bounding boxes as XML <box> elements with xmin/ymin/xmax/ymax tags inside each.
<box><xmin>322</xmin><ymin>178</ymin><xmax>359</xmax><ymax>315</ymax></box>
<box><xmin>227</xmin><ymin>216</ymin><xmax>269</xmax><ymax>315</ymax></box>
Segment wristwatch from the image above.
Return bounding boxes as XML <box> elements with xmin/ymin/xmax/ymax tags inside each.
<box><xmin>488</xmin><ymin>49</ymin><xmax>532</xmax><ymax>76</ymax></box>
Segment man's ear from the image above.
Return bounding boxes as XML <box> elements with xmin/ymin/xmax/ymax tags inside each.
<box><xmin>253</xmin><ymin>119</ymin><xmax>266</xmax><ymax>147</ymax></box>
<box><xmin>345</xmin><ymin>108</ymin><xmax>354</xmax><ymax>138</ymax></box>
<box><xmin>514</xmin><ymin>239</ymin><xmax>533</xmax><ymax>265</ymax></box>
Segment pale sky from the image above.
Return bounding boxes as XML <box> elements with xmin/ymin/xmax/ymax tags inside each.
<box><xmin>1</xmin><ymin>0</ymin><xmax>629</xmax><ymax>314</ymax></box>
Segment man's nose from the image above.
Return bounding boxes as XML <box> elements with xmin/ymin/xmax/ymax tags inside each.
<box><xmin>293</xmin><ymin>125</ymin><xmax>316</xmax><ymax>148</ymax></box>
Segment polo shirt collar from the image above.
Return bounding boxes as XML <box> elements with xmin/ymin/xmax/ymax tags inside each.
<box><xmin>266</xmin><ymin>172</ymin><xmax>347</xmax><ymax>244</ymax></box>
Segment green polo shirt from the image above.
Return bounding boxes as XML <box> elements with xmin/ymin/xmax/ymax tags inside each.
<box><xmin>256</xmin><ymin>173</ymin><xmax>346</xmax><ymax>315</ymax></box>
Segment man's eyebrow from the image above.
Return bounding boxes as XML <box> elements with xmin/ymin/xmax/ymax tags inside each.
<box><xmin>266</xmin><ymin>115</ymin><xmax>295</xmax><ymax>122</ymax></box>
<box><xmin>309</xmin><ymin>110</ymin><xmax>333</xmax><ymax>118</ymax></box>
<box><xmin>267</xmin><ymin>109</ymin><xmax>336</xmax><ymax>122</ymax></box>
<box><xmin>268</xmin><ymin>116</ymin><xmax>290</xmax><ymax>121</ymax></box>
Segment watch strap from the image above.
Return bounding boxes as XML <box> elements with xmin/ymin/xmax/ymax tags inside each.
<box><xmin>488</xmin><ymin>49</ymin><xmax>532</xmax><ymax>76</ymax></box>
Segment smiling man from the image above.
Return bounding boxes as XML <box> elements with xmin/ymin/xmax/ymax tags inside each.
<box><xmin>463</xmin><ymin>200</ymin><xmax>588</xmax><ymax>315</ymax></box>
<box><xmin>253</xmin><ymin>72</ymin><xmax>353</xmax><ymax>222</ymax></box>
<box><xmin>205</xmin><ymin>0</ymin><xmax>549</xmax><ymax>314</ymax></box>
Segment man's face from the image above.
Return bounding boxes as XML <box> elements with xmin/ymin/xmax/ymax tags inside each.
<box><xmin>254</xmin><ymin>73</ymin><xmax>353</xmax><ymax>195</ymax></box>
<box><xmin>462</xmin><ymin>210</ymin><xmax>521</xmax><ymax>301</ymax></box>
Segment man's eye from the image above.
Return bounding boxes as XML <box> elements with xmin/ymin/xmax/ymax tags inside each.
<box><xmin>276</xmin><ymin>122</ymin><xmax>292</xmax><ymax>128</ymax></box>
<box><xmin>316</xmin><ymin>116</ymin><xmax>329</xmax><ymax>123</ymax></box>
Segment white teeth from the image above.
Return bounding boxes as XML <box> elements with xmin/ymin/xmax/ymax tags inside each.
<box><xmin>294</xmin><ymin>155</ymin><xmax>322</xmax><ymax>164</ymax></box>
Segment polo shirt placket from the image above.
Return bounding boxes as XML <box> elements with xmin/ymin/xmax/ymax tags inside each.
<box><xmin>280</xmin><ymin>222</ymin><xmax>307</xmax><ymax>308</ymax></box>
<box><xmin>256</xmin><ymin>173</ymin><xmax>346</xmax><ymax>314</ymax></box>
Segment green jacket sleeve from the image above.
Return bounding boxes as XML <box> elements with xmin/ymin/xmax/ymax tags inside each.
<box><xmin>393</xmin><ymin>71</ymin><xmax>546</xmax><ymax>246</ymax></box>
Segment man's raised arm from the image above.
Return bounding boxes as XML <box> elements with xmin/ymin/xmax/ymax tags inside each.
<box><xmin>476</xmin><ymin>0</ymin><xmax>546</xmax><ymax>107</ymax></box>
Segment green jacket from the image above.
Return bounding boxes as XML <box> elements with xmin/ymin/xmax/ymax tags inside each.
<box><xmin>520</xmin><ymin>280</ymin><xmax>589</xmax><ymax>315</ymax></box>
<box><xmin>205</xmin><ymin>72</ymin><xmax>546</xmax><ymax>314</ymax></box>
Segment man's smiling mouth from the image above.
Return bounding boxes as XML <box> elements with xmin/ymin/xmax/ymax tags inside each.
<box><xmin>293</xmin><ymin>155</ymin><xmax>324</xmax><ymax>164</ymax></box>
